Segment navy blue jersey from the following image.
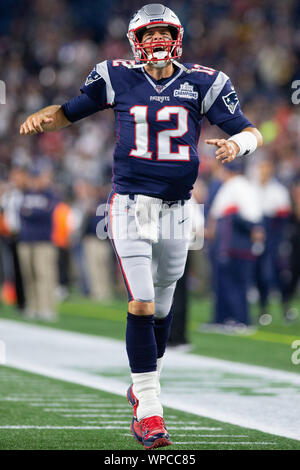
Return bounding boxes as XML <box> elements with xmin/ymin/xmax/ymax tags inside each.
<box><xmin>63</xmin><ymin>60</ymin><xmax>252</xmax><ymax>200</ymax></box>
<box><xmin>19</xmin><ymin>190</ymin><xmax>58</xmax><ymax>242</ymax></box>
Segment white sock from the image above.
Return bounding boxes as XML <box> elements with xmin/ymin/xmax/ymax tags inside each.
<box><xmin>131</xmin><ymin>371</ymin><xmax>163</xmax><ymax>420</ymax></box>
<box><xmin>156</xmin><ymin>356</ymin><xmax>164</xmax><ymax>397</ymax></box>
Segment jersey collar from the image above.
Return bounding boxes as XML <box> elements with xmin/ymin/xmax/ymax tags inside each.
<box><xmin>141</xmin><ymin>67</ymin><xmax>183</xmax><ymax>94</ymax></box>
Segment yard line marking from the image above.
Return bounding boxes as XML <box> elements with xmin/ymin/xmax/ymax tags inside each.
<box><xmin>0</xmin><ymin>424</ymin><xmax>230</xmax><ymax>432</ymax></box>
<box><xmin>29</xmin><ymin>403</ymin><xmax>120</xmax><ymax>407</ymax></box>
<box><xmin>2</xmin><ymin>319</ymin><xmax>300</xmax><ymax>441</ymax></box>
<box><xmin>0</xmin><ymin>393</ymin><xmax>100</xmax><ymax>397</ymax></box>
<box><xmin>0</xmin><ymin>398</ymin><xmax>110</xmax><ymax>402</ymax></box>
<box><xmin>172</xmin><ymin>441</ymin><xmax>276</xmax><ymax>445</ymax></box>
<box><xmin>88</xmin><ymin>423</ymin><xmax>223</xmax><ymax>430</ymax></box>
<box><xmin>166</xmin><ymin>426</ymin><xmax>226</xmax><ymax>431</ymax></box>
<box><xmin>0</xmin><ymin>425</ymin><xmax>131</xmax><ymax>430</ymax></box>
<box><xmin>165</xmin><ymin>422</ymin><xmax>221</xmax><ymax>426</ymax></box>
<box><xmin>173</xmin><ymin>434</ymin><xmax>248</xmax><ymax>438</ymax></box>
<box><xmin>83</xmin><ymin>419</ymin><xmax>132</xmax><ymax>426</ymax></box>
<box><xmin>0</xmin><ymin>425</ymin><xmax>230</xmax><ymax>432</ymax></box>
<box><xmin>162</xmin><ymin>426</ymin><xmax>222</xmax><ymax>431</ymax></box>
<box><xmin>43</xmin><ymin>408</ymin><xmax>129</xmax><ymax>412</ymax></box>
<box><xmin>61</xmin><ymin>414</ymin><xmax>130</xmax><ymax>418</ymax></box>
<box><xmin>122</xmin><ymin>434</ymin><xmax>275</xmax><ymax>445</ymax></box>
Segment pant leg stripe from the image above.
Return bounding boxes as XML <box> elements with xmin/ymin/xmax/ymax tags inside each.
<box><xmin>108</xmin><ymin>192</ymin><xmax>135</xmax><ymax>302</ymax></box>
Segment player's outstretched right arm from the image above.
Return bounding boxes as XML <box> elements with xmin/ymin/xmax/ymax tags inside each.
<box><xmin>20</xmin><ymin>105</ymin><xmax>71</xmax><ymax>135</ymax></box>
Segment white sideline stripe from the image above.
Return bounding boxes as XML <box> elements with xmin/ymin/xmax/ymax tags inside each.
<box><xmin>0</xmin><ymin>426</ymin><xmax>129</xmax><ymax>430</ymax></box>
<box><xmin>172</xmin><ymin>441</ymin><xmax>276</xmax><ymax>445</ymax></box>
<box><xmin>84</xmin><ymin>415</ymin><xmax>179</xmax><ymax>421</ymax></box>
<box><xmin>1</xmin><ymin>319</ymin><xmax>300</xmax><ymax>442</ymax></box>
<box><xmin>0</xmin><ymin>391</ymin><xmax>99</xmax><ymax>397</ymax></box>
<box><xmin>0</xmin><ymin>425</ymin><xmax>224</xmax><ymax>431</ymax></box>
<box><xmin>167</xmin><ymin>426</ymin><xmax>222</xmax><ymax>430</ymax></box>
<box><xmin>174</xmin><ymin>434</ymin><xmax>248</xmax><ymax>438</ymax></box>
<box><xmin>0</xmin><ymin>398</ymin><xmax>107</xmax><ymax>402</ymax></box>
<box><xmin>30</xmin><ymin>403</ymin><xmax>120</xmax><ymax>407</ymax></box>
<box><xmin>61</xmin><ymin>414</ymin><xmax>130</xmax><ymax>418</ymax></box>
<box><xmin>167</xmin><ymin>426</ymin><xmax>225</xmax><ymax>430</ymax></box>
<box><xmin>43</xmin><ymin>408</ymin><xmax>129</xmax><ymax>412</ymax></box>
<box><xmin>124</xmin><ymin>433</ymin><xmax>249</xmax><ymax>438</ymax></box>
<box><xmin>2</xmin><ymin>318</ymin><xmax>300</xmax><ymax>383</ymax></box>
<box><xmin>85</xmin><ymin>422</ymin><xmax>128</xmax><ymax>425</ymax></box>
<box><xmin>96</xmin><ymin>424</ymin><xmax>223</xmax><ymax>430</ymax></box>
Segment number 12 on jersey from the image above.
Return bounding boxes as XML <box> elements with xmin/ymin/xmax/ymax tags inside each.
<box><xmin>129</xmin><ymin>105</ymin><xmax>190</xmax><ymax>161</ymax></box>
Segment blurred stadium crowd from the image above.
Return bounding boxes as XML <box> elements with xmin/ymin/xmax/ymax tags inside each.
<box><xmin>0</xmin><ymin>0</ymin><xmax>300</xmax><ymax>332</ymax></box>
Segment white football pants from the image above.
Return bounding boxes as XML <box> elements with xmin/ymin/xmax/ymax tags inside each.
<box><xmin>107</xmin><ymin>192</ymin><xmax>191</xmax><ymax>319</ymax></box>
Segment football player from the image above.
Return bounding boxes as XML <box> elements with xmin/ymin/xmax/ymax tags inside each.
<box><xmin>20</xmin><ymin>3</ymin><xmax>263</xmax><ymax>449</ymax></box>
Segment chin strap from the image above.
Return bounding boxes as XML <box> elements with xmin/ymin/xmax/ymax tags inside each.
<box><xmin>126</xmin><ymin>62</ymin><xmax>146</xmax><ymax>69</ymax></box>
<box><xmin>172</xmin><ymin>59</ymin><xmax>192</xmax><ymax>74</ymax></box>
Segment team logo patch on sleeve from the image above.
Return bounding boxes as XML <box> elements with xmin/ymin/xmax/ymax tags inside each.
<box><xmin>85</xmin><ymin>68</ymin><xmax>103</xmax><ymax>86</ymax></box>
<box><xmin>222</xmin><ymin>90</ymin><xmax>239</xmax><ymax>114</ymax></box>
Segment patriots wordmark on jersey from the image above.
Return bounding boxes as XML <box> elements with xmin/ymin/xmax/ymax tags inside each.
<box><xmin>62</xmin><ymin>60</ymin><xmax>252</xmax><ymax>201</ymax></box>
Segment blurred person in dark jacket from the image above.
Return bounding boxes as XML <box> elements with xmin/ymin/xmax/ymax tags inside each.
<box><xmin>252</xmin><ymin>160</ymin><xmax>291</xmax><ymax>322</ymax></box>
<box><xmin>0</xmin><ymin>164</ymin><xmax>28</xmax><ymax>311</ymax></box>
<box><xmin>284</xmin><ymin>177</ymin><xmax>300</xmax><ymax>321</ymax></box>
<box><xmin>206</xmin><ymin>161</ymin><xmax>264</xmax><ymax>331</ymax></box>
<box><xmin>203</xmin><ymin>162</ymin><xmax>223</xmax><ymax>298</ymax></box>
<box><xmin>18</xmin><ymin>165</ymin><xmax>59</xmax><ymax>321</ymax></box>
<box><xmin>168</xmin><ymin>180</ymin><xmax>205</xmax><ymax>350</ymax></box>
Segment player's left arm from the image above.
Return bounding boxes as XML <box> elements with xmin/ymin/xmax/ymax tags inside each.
<box><xmin>203</xmin><ymin>73</ymin><xmax>263</xmax><ymax>163</ymax></box>
<box><xmin>205</xmin><ymin>126</ymin><xmax>263</xmax><ymax>164</ymax></box>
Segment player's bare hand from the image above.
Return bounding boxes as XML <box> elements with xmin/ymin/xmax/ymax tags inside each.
<box><xmin>205</xmin><ymin>138</ymin><xmax>239</xmax><ymax>164</ymax></box>
<box><xmin>20</xmin><ymin>114</ymin><xmax>54</xmax><ymax>135</ymax></box>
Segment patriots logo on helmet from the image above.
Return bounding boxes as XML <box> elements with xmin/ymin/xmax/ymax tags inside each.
<box><xmin>222</xmin><ymin>91</ymin><xmax>239</xmax><ymax>114</ymax></box>
<box><xmin>85</xmin><ymin>68</ymin><xmax>102</xmax><ymax>86</ymax></box>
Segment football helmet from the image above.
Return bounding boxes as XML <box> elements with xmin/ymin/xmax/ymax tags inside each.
<box><xmin>127</xmin><ymin>4</ymin><xmax>184</xmax><ymax>68</ymax></box>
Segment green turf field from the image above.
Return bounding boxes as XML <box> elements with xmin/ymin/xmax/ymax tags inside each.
<box><xmin>1</xmin><ymin>295</ymin><xmax>300</xmax><ymax>372</ymax></box>
<box><xmin>0</xmin><ymin>295</ymin><xmax>300</xmax><ymax>450</ymax></box>
<box><xmin>0</xmin><ymin>365</ymin><xmax>299</xmax><ymax>450</ymax></box>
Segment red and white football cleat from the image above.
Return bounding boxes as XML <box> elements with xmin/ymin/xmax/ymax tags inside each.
<box><xmin>127</xmin><ymin>384</ymin><xmax>143</xmax><ymax>445</ymax></box>
<box><xmin>140</xmin><ymin>415</ymin><xmax>172</xmax><ymax>449</ymax></box>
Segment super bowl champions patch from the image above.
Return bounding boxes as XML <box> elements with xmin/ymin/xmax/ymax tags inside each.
<box><xmin>222</xmin><ymin>90</ymin><xmax>239</xmax><ymax>114</ymax></box>
<box><xmin>85</xmin><ymin>68</ymin><xmax>103</xmax><ymax>86</ymax></box>
<box><xmin>174</xmin><ymin>82</ymin><xmax>199</xmax><ymax>100</ymax></box>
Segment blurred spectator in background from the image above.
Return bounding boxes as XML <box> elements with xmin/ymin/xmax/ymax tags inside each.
<box><xmin>284</xmin><ymin>178</ymin><xmax>300</xmax><ymax>321</ymax></box>
<box><xmin>52</xmin><ymin>198</ymin><xmax>73</xmax><ymax>302</ymax></box>
<box><xmin>252</xmin><ymin>159</ymin><xmax>291</xmax><ymax>322</ymax></box>
<box><xmin>69</xmin><ymin>178</ymin><xmax>114</xmax><ymax>301</ymax></box>
<box><xmin>205</xmin><ymin>161</ymin><xmax>264</xmax><ymax>331</ymax></box>
<box><xmin>18</xmin><ymin>165</ymin><xmax>58</xmax><ymax>321</ymax></box>
<box><xmin>203</xmin><ymin>161</ymin><xmax>223</xmax><ymax>304</ymax></box>
<box><xmin>0</xmin><ymin>164</ymin><xmax>27</xmax><ymax>310</ymax></box>
<box><xmin>69</xmin><ymin>179</ymin><xmax>93</xmax><ymax>297</ymax></box>
<box><xmin>168</xmin><ymin>181</ymin><xmax>205</xmax><ymax>349</ymax></box>
<box><xmin>82</xmin><ymin>182</ymin><xmax>113</xmax><ymax>302</ymax></box>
